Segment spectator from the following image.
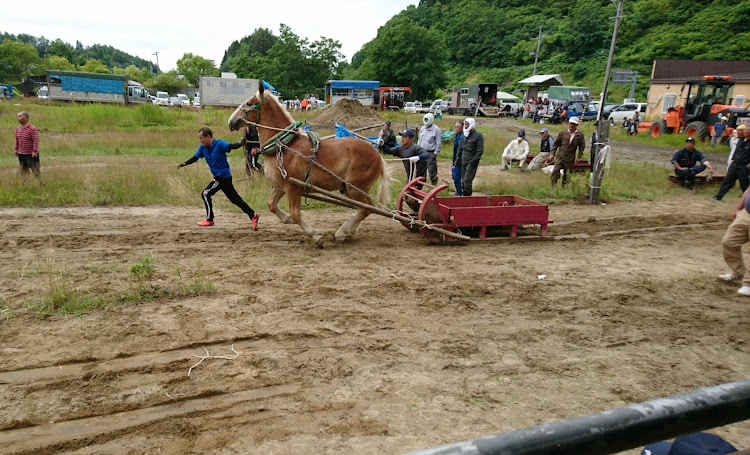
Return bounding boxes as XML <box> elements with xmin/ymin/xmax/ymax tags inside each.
<box><xmin>14</xmin><ymin>111</ymin><xmax>40</xmax><ymax>177</ymax></box>
<box><xmin>544</xmin><ymin>117</ymin><xmax>586</xmax><ymax>186</ymax></box>
<box><xmin>502</xmin><ymin>130</ymin><xmax>530</xmax><ymax>170</ymax></box>
<box><xmin>527</xmin><ymin>128</ymin><xmax>555</xmax><ymax>171</ymax></box>
<box><xmin>293</xmin><ymin>96</ymin><xmax>300</xmax><ymax>111</ymax></box>
<box><xmin>711</xmin><ymin>125</ymin><xmax>750</xmax><ymax>200</ymax></box>
<box><xmin>641</xmin><ymin>432</ymin><xmax>737</xmax><ymax>455</ymax></box>
<box><xmin>671</xmin><ymin>137</ymin><xmax>714</xmax><ymax>190</ymax></box>
<box><xmin>243</xmin><ymin>124</ymin><xmax>263</xmax><ymax>172</ymax></box>
<box><xmin>728</xmin><ymin>126</ymin><xmax>743</xmax><ymax>165</ymax></box>
<box><xmin>456</xmin><ymin>118</ymin><xmax>484</xmax><ymax>196</ymax></box>
<box><xmin>377</xmin><ymin>121</ymin><xmax>397</xmax><ymax>148</ymax></box>
<box><xmin>418</xmin><ymin>113</ymin><xmax>442</xmax><ymax>185</ymax></box>
<box><xmin>719</xmin><ymin>184</ymin><xmax>750</xmax><ymax>296</ymax></box>
<box><xmin>380</xmin><ymin>129</ymin><xmax>428</xmax><ymax>182</ymax></box>
<box><xmin>712</xmin><ymin>116</ymin><xmax>728</xmax><ymax>145</ymax></box>
<box><xmin>632</xmin><ymin>110</ymin><xmax>640</xmax><ymax>131</ymax></box>
<box><xmin>178</xmin><ymin>127</ymin><xmax>259</xmax><ymax>229</ymax></box>
<box><xmin>300</xmin><ymin>97</ymin><xmax>309</xmax><ymax>111</ymax></box>
<box><xmin>451</xmin><ymin>121</ymin><xmax>463</xmax><ymax>196</ymax></box>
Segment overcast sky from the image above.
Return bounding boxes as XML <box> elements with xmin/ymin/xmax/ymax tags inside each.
<box><xmin>4</xmin><ymin>0</ymin><xmax>417</xmax><ymax>72</ymax></box>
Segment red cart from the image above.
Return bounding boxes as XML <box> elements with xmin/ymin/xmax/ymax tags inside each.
<box><xmin>396</xmin><ymin>178</ymin><xmax>552</xmax><ymax>243</ymax></box>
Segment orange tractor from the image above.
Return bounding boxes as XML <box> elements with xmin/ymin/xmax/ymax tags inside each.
<box><xmin>647</xmin><ymin>76</ymin><xmax>750</xmax><ymax>141</ymax></box>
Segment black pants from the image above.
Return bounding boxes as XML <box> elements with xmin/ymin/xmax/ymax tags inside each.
<box><xmin>461</xmin><ymin>154</ymin><xmax>480</xmax><ymax>196</ymax></box>
<box><xmin>716</xmin><ymin>162</ymin><xmax>750</xmax><ymax>199</ymax></box>
<box><xmin>18</xmin><ymin>154</ymin><xmax>40</xmax><ymax>176</ymax></box>
<box><xmin>202</xmin><ymin>176</ymin><xmax>255</xmax><ymax>221</ymax></box>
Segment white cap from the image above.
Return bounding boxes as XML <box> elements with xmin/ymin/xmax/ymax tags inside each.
<box><xmin>569</xmin><ymin>116</ymin><xmax>580</xmax><ymax>124</ymax></box>
<box><xmin>721</xmin><ymin>116</ymin><xmax>728</xmax><ymax>121</ymax></box>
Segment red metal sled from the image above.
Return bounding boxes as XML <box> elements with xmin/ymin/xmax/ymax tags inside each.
<box><xmin>396</xmin><ymin>178</ymin><xmax>552</xmax><ymax>243</ymax></box>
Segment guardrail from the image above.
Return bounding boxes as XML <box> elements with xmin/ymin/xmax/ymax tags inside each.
<box><xmin>406</xmin><ymin>379</ymin><xmax>750</xmax><ymax>455</ymax></box>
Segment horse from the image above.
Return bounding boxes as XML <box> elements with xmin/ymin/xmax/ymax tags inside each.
<box><xmin>228</xmin><ymin>84</ymin><xmax>391</xmax><ymax>247</ymax></box>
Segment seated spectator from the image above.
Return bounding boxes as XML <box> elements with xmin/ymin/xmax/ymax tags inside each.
<box><xmin>502</xmin><ymin>130</ymin><xmax>530</xmax><ymax>170</ymax></box>
<box><xmin>527</xmin><ymin>128</ymin><xmax>555</xmax><ymax>171</ymax></box>
<box><xmin>671</xmin><ymin>137</ymin><xmax>714</xmax><ymax>190</ymax></box>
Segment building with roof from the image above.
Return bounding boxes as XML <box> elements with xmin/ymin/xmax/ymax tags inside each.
<box><xmin>647</xmin><ymin>59</ymin><xmax>750</xmax><ymax>119</ymax></box>
<box><xmin>517</xmin><ymin>74</ymin><xmax>564</xmax><ymax>103</ymax></box>
<box><xmin>324</xmin><ymin>80</ymin><xmax>379</xmax><ymax>106</ymax></box>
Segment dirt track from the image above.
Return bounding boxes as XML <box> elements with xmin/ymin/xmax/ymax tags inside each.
<box><xmin>1</xmin><ymin>180</ymin><xmax>749</xmax><ymax>454</ymax></box>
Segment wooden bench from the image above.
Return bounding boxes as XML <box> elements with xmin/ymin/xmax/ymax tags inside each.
<box><xmin>668</xmin><ymin>173</ymin><xmax>725</xmax><ymax>185</ymax></box>
<box><xmin>524</xmin><ymin>155</ymin><xmax>593</xmax><ymax>172</ymax></box>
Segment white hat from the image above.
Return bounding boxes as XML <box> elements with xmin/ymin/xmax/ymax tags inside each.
<box><xmin>721</xmin><ymin>116</ymin><xmax>728</xmax><ymax>121</ymax></box>
<box><xmin>569</xmin><ymin>116</ymin><xmax>580</xmax><ymax>124</ymax></box>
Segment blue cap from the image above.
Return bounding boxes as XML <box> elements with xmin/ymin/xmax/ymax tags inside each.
<box><xmin>640</xmin><ymin>433</ymin><xmax>737</xmax><ymax>455</ymax></box>
<box><xmin>385</xmin><ymin>121</ymin><xmax>391</xmax><ymax>125</ymax></box>
<box><xmin>686</xmin><ymin>137</ymin><xmax>696</xmax><ymax>143</ymax></box>
<box><xmin>539</xmin><ymin>128</ymin><xmax>549</xmax><ymax>133</ymax></box>
<box><xmin>401</xmin><ymin>129</ymin><xmax>414</xmax><ymax>137</ymax></box>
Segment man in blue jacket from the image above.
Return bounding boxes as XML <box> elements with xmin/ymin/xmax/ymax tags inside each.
<box><xmin>671</xmin><ymin>137</ymin><xmax>714</xmax><ymax>190</ymax></box>
<box><xmin>178</xmin><ymin>127</ymin><xmax>259</xmax><ymax>229</ymax></box>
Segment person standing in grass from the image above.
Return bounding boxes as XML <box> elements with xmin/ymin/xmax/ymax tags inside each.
<box><xmin>14</xmin><ymin>111</ymin><xmax>40</xmax><ymax>177</ymax></box>
<box><xmin>718</xmin><ymin>184</ymin><xmax>750</xmax><ymax>296</ymax></box>
<box><xmin>178</xmin><ymin>127</ymin><xmax>259</xmax><ymax>230</ymax></box>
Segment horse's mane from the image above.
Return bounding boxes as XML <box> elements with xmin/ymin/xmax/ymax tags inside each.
<box><xmin>259</xmin><ymin>91</ymin><xmax>295</xmax><ymax>124</ymax></box>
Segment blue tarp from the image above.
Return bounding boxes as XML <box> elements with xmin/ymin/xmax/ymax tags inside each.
<box><xmin>58</xmin><ymin>76</ymin><xmax>123</xmax><ymax>94</ymax></box>
<box><xmin>329</xmin><ymin>80</ymin><xmax>379</xmax><ymax>90</ymax></box>
<box><xmin>335</xmin><ymin>122</ymin><xmax>397</xmax><ymax>147</ymax></box>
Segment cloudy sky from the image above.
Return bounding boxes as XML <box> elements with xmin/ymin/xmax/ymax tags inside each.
<box><xmin>4</xmin><ymin>0</ymin><xmax>417</xmax><ymax>71</ymax></box>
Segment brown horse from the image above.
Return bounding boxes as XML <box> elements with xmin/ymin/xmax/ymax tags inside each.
<box><xmin>228</xmin><ymin>84</ymin><xmax>391</xmax><ymax>246</ymax></box>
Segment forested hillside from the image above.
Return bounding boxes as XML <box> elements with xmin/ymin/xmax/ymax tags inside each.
<box><xmin>345</xmin><ymin>0</ymin><xmax>750</xmax><ymax>100</ymax></box>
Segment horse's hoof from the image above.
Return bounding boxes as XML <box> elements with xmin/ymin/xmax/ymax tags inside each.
<box><xmin>313</xmin><ymin>235</ymin><xmax>325</xmax><ymax>248</ymax></box>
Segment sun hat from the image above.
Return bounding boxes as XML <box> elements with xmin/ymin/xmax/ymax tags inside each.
<box><xmin>640</xmin><ymin>432</ymin><xmax>736</xmax><ymax>455</ymax></box>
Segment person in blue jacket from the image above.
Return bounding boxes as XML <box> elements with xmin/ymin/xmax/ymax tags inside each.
<box><xmin>451</xmin><ymin>121</ymin><xmax>463</xmax><ymax>195</ymax></box>
<box><xmin>178</xmin><ymin>127</ymin><xmax>259</xmax><ymax>229</ymax></box>
<box><xmin>671</xmin><ymin>137</ymin><xmax>714</xmax><ymax>190</ymax></box>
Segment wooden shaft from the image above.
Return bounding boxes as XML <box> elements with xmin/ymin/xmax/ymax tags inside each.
<box><xmin>303</xmin><ymin>193</ymin><xmax>357</xmax><ymax>210</ymax></box>
<box><xmin>287</xmin><ymin>177</ymin><xmax>470</xmax><ymax>241</ymax></box>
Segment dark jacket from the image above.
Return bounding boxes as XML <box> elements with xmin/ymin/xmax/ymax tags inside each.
<box><xmin>457</xmin><ymin>130</ymin><xmax>484</xmax><ymax>166</ymax></box>
<box><xmin>552</xmin><ymin>129</ymin><xmax>585</xmax><ymax>162</ymax></box>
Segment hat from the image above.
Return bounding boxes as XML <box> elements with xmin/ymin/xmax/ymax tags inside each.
<box><xmin>640</xmin><ymin>432</ymin><xmax>737</xmax><ymax>455</ymax></box>
<box><xmin>720</xmin><ymin>116</ymin><xmax>728</xmax><ymax>121</ymax></box>
<box><xmin>539</xmin><ymin>128</ymin><xmax>549</xmax><ymax>134</ymax></box>
<box><xmin>737</xmin><ymin>124</ymin><xmax>747</xmax><ymax>130</ymax></box>
<box><xmin>401</xmin><ymin>129</ymin><xmax>414</xmax><ymax>138</ymax></box>
<box><xmin>518</xmin><ymin>129</ymin><xmax>526</xmax><ymax>137</ymax></box>
<box><xmin>686</xmin><ymin>137</ymin><xmax>696</xmax><ymax>143</ymax></box>
<box><xmin>385</xmin><ymin>121</ymin><xmax>391</xmax><ymax>125</ymax></box>
<box><xmin>569</xmin><ymin>116</ymin><xmax>580</xmax><ymax>124</ymax></box>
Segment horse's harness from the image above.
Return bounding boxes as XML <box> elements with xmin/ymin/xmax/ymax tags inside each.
<box><xmin>239</xmin><ymin>95</ymin><xmax>321</xmax><ymax>183</ymax></box>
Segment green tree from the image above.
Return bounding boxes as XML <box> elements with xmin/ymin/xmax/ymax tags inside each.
<box><xmin>176</xmin><ymin>53</ymin><xmax>218</xmax><ymax>86</ymax></box>
<box><xmin>358</xmin><ymin>19</ymin><xmax>447</xmax><ymax>99</ymax></box>
<box><xmin>0</xmin><ymin>39</ymin><xmax>39</xmax><ymax>81</ymax></box>
<box><xmin>47</xmin><ymin>39</ymin><xmax>74</xmax><ymax>61</ymax></box>
<box><xmin>42</xmin><ymin>55</ymin><xmax>76</xmax><ymax>71</ymax></box>
<box><xmin>150</xmin><ymin>71</ymin><xmax>188</xmax><ymax>93</ymax></box>
<box><xmin>79</xmin><ymin>59</ymin><xmax>110</xmax><ymax>74</ymax></box>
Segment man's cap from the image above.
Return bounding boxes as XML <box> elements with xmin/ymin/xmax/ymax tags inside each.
<box><xmin>720</xmin><ymin>116</ymin><xmax>728</xmax><ymax>121</ymax></box>
<box><xmin>686</xmin><ymin>137</ymin><xmax>696</xmax><ymax>143</ymax></box>
<box><xmin>569</xmin><ymin>116</ymin><xmax>580</xmax><ymax>124</ymax></box>
<box><xmin>518</xmin><ymin>129</ymin><xmax>526</xmax><ymax>137</ymax></box>
<box><xmin>539</xmin><ymin>128</ymin><xmax>549</xmax><ymax>134</ymax></box>
<box><xmin>737</xmin><ymin>124</ymin><xmax>746</xmax><ymax>130</ymax></box>
<box><xmin>401</xmin><ymin>129</ymin><xmax>414</xmax><ymax>137</ymax></box>
<box><xmin>640</xmin><ymin>432</ymin><xmax>737</xmax><ymax>455</ymax></box>
<box><xmin>385</xmin><ymin>121</ymin><xmax>391</xmax><ymax>125</ymax></box>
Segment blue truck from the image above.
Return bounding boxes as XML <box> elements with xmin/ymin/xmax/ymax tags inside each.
<box><xmin>46</xmin><ymin>70</ymin><xmax>150</xmax><ymax>104</ymax></box>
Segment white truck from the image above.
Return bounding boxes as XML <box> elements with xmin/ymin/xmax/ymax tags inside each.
<box><xmin>198</xmin><ymin>76</ymin><xmax>259</xmax><ymax>107</ymax></box>
<box><xmin>428</xmin><ymin>99</ymin><xmax>452</xmax><ymax>114</ymax></box>
<box><xmin>153</xmin><ymin>91</ymin><xmax>170</xmax><ymax>106</ymax></box>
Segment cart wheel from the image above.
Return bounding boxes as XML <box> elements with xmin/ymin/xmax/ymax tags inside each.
<box><xmin>396</xmin><ymin>178</ymin><xmax>426</xmax><ymax>232</ymax></box>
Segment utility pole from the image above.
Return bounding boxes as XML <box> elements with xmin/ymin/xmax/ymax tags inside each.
<box><xmin>530</xmin><ymin>26</ymin><xmax>543</xmax><ymax>76</ymax></box>
<box><xmin>591</xmin><ymin>0</ymin><xmax>625</xmax><ymax>205</ymax></box>
<box><xmin>152</xmin><ymin>51</ymin><xmax>160</xmax><ymax>73</ymax></box>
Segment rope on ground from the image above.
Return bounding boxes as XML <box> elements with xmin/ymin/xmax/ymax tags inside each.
<box><xmin>187</xmin><ymin>344</ymin><xmax>240</xmax><ymax>377</ymax></box>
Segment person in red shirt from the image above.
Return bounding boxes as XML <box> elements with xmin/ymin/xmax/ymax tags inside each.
<box><xmin>14</xmin><ymin>111</ymin><xmax>40</xmax><ymax>176</ymax></box>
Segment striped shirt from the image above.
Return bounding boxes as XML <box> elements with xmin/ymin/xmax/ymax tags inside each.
<box><xmin>15</xmin><ymin>124</ymin><xmax>39</xmax><ymax>155</ymax></box>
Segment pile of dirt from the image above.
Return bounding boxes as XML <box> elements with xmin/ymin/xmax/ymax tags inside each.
<box><xmin>309</xmin><ymin>99</ymin><xmax>385</xmax><ymax>130</ymax></box>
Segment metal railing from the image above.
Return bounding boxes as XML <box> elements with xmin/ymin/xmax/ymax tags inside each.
<box><xmin>407</xmin><ymin>379</ymin><xmax>750</xmax><ymax>455</ymax></box>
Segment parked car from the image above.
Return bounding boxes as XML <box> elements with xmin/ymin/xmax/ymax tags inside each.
<box><xmin>601</xmin><ymin>103</ymin><xmax>621</xmax><ymax>120</ymax></box>
<box><xmin>176</xmin><ymin>94</ymin><xmax>190</xmax><ymax>107</ymax></box>
<box><xmin>153</xmin><ymin>91</ymin><xmax>170</xmax><ymax>106</ymax></box>
<box><xmin>404</xmin><ymin>101</ymin><xmax>421</xmax><ymax>114</ymax></box>
<box><xmin>428</xmin><ymin>99</ymin><xmax>451</xmax><ymax>114</ymax></box>
<box><xmin>415</xmin><ymin>101</ymin><xmax>430</xmax><ymax>114</ymax></box>
<box><xmin>608</xmin><ymin>102</ymin><xmax>647</xmax><ymax>125</ymax></box>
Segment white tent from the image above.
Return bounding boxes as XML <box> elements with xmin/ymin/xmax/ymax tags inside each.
<box><xmin>496</xmin><ymin>91</ymin><xmax>520</xmax><ymax>100</ymax></box>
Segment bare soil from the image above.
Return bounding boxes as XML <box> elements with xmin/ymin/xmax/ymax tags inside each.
<box><xmin>0</xmin><ymin>120</ymin><xmax>748</xmax><ymax>454</ymax></box>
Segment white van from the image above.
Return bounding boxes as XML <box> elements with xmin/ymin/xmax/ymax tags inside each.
<box><xmin>153</xmin><ymin>91</ymin><xmax>170</xmax><ymax>106</ymax></box>
<box><xmin>608</xmin><ymin>102</ymin><xmax>647</xmax><ymax>125</ymax></box>
<box><xmin>37</xmin><ymin>85</ymin><xmax>49</xmax><ymax>100</ymax></box>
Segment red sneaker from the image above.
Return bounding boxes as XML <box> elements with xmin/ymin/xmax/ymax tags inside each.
<box><xmin>251</xmin><ymin>213</ymin><xmax>260</xmax><ymax>231</ymax></box>
<box><xmin>197</xmin><ymin>219</ymin><xmax>214</xmax><ymax>227</ymax></box>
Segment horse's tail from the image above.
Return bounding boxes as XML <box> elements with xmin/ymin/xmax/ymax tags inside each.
<box><xmin>376</xmin><ymin>156</ymin><xmax>392</xmax><ymax>207</ymax></box>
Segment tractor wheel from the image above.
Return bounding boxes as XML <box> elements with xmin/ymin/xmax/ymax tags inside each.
<box><xmin>650</xmin><ymin>119</ymin><xmax>668</xmax><ymax>138</ymax></box>
<box><xmin>684</xmin><ymin>121</ymin><xmax>709</xmax><ymax>141</ymax></box>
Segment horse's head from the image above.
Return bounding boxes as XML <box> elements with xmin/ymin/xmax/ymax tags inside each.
<box><xmin>228</xmin><ymin>84</ymin><xmax>266</xmax><ymax>131</ymax></box>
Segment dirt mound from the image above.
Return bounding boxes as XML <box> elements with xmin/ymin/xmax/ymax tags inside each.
<box><xmin>310</xmin><ymin>99</ymin><xmax>384</xmax><ymax>130</ymax></box>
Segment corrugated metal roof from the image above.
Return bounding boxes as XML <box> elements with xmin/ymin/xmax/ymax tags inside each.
<box><xmin>517</xmin><ymin>74</ymin><xmax>563</xmax><ymax>85</ymax></box>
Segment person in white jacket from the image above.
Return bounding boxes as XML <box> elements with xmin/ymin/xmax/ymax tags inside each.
<box><xmin>502</xmin><ymin>130</ymin><xmax>530</xmax><ymax>170</ymax></box>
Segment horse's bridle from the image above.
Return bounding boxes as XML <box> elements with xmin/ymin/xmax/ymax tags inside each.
<box><xmin>239</xmin><ymin>93</ymin><xmax>265</xmax><ymax>124</ymax></box>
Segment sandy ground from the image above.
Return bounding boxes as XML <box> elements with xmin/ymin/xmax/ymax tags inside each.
<box><xmin>0</xmin><ymin>128</ymin><xmax>748</xmax><ymax>454</ymax></box>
